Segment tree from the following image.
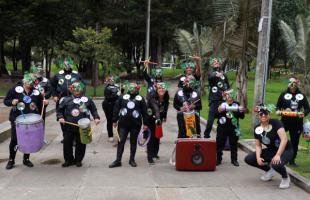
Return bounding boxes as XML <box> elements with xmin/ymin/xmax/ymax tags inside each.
<box><xmin>279</xmin><ymin>14</ymin><xmax>310</xmax><ymax>95</ymax></box>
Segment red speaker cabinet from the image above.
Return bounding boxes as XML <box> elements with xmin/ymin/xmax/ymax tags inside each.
<box><xmin>175</xmin><ymin>138</ymin><xmax>216</xmax><ymax>171</ymax></box>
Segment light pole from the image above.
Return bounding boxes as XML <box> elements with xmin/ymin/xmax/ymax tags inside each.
<box><xmin>145</xmin><ymin>0</ymin><xmax>151</xmax><ymax>72</ymax></box>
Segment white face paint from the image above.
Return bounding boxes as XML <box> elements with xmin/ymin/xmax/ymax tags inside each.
<box><xmin>80</xmin><ymin>96</ymin><xmax>88</xmax><ymax>103</ymax></box>
<box><xmin>15</xmin><ymin>86</ymin><xmax>24</xmax><ymax>93</ymax></box>
<box><xmin>132</xmin><ymin>110</ymin><xmax>140</xmax><ymax>118</ymax></box>
<box><xmin>127</xmin><ymin>101</ymin><xmax>135</xmax><ymax>109</ymax></box>
<box><xmin>135</xmin><ymin>95</ymin><xmax>142</xmax><ymax>101</ymax></box>
<box><xmin>296</xmin><ymin>94</ymin><xmax>304</xmax><ymax>101</ymax></box>
<box><xmin>284</xmin><ymin>93</ymin><xmax>292</xmax><ymax>100</ymax></box>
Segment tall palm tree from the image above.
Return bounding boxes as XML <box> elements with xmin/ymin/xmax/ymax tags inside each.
<box><xmin>174</xmin><ymin>22</ymin><xmax>213</xmax><ymax>95</ymax></box>
<box><xmin>211</xmin><ymin>0</ymin><xmax>260</xmax><ymax>109</ymax></box>
<box><xmin>279</xmin><ymin>15</ymin><xmax>310</xmax><ymax>95</ymax></box>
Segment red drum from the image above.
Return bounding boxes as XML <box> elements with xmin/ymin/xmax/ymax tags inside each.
<box><xmin>175</xmin><ymin>138</ymin><xmax>216</xmax><ymax>171</ymax></box>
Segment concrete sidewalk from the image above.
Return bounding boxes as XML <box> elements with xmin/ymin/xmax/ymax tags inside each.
<box><xmin>0</xmin><ymin>100</ymin><xmax>309</xmax><ymax>200</ymax></box>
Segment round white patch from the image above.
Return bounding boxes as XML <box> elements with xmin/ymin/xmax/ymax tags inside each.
<box><xmin>65</xmin><ymin>74</ymin><xmax>72</xmax><ymax>80</ymax></box>
<box><xmin>264</xmin><ymin>125</ymin><xmax>272</xmax><ymax>133</ymax></box>
<box><xmin>226</xmin><ymin>112</ymin><xmax>233</xmax><ymax>119</ymax></box>
<box><xmin>191</xmin><ymin>92</ymin><xmax>198</xmax><ymax>99</ymax></box>
<box><xmin>81</xmin><ymin>96</ymin><xmax>88</xmax><ymax>103</ymax></box>
<box><xmin>58</xmin><ymin>79</ymin><xmax>64</xmax><ymax>85</ymax></box>
<box><xmin>73</xmin><ymin>98</ymin><xmax>81</xmax><ymax>104</ymax></box>
<box><xmin>71</xmin><ymin>109</ymin><xmax>80</xmax><ymax>117</ymax></box>
<box><xmin>147</xmin><ymin>108</ymin><xmax>153</xmax><ymax>116</ymax></box>
<box><xmin>255</xmin><ymin>126</ymin><xmax>264</xmax><ymax>135</ymax></box>
<box><xmin>123</xmin><ymin>94</ymin><xmax>130</xmax><ymax>100</ymax></box>
<box><xmin>17</xmin><ymin>102</ymin><xmax>25</xmax><ymax>111</ymax></box>
<box><xmin>72</xmin><ymin>70</ymin><xmax>78</xmax><ymax>74</ymax></box>
<box><xmin>220</xmin><ymin>75</ymin><xmax>225</xmax><ymax>80</ymax></box>
<box><xmin>178</xmin><ymin>90</ymin><xmax>184</xmax><ymax>97</ymax></box>
<box><xmin>15</xmin><ymin>86</ymin><xmax>24</xmax><ymax>93</ymax></box>
<box><xmin>212</xmin><ymin>86</ymin><xmax>218</xmax><ymax>93</ymax></box>
<box><xmin>135</xmin><ymin>95</ymin><xmax>142</xmax><ymax>101</ymax></box>
<box><xmin>42</xmin><ymin>77</ymin><xmax>48</xmax><ymax>82</ymax></box>
<box><xmin>132</xmin><ymin>110</ymin><xmax>140</xmax><ymax>118</ymax></box>
<box><xmin>59</xmin><ymin>70</ymin><xmax>64</xmax><ymax>74</ymax></box>
<box><xmin>296</xmin><ymin>94</ymin><xmax>304</xmax><ymax>101</ymax></box>
<box><xmin>219</xmin><ymin>117</ymin><xmax>226</xmax><ymax>124</ymax></box>
<box><xmin>59</xmin><ymin>97</ymin><xmax>65</xmax><ymax>104</ymax></box>
<box><xmin>120</xmin><ymin>108</ymin><xmax>127</xmax><ymax>116</ymax></box>
<box><xmin>180</xmin><ymin>76</ymin><xmax>186</xmax><ymax>81</ymax></box>
<box><xmin>32</xmin><ymin>90</ymin><xmax>40</xmax><ymax>96</ymax></box>
<box><xmin>127</xmin><ymin>101</ymin><xmax>135</xmax><ymax>109</ymax></box>
<box><xmin>284</xmin><ymin>93</ymin><xmax>292</xmax><ymax>100</ymax></box>
<box><xmin>217</xmin><ymin>82</ymin><xmax>223</xmax><ymax>88</ymax></box>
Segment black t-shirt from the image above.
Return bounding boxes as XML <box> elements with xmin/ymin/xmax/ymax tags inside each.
<box><xmin>254</xmin><ymin>119</ymin><xmax>284</xmax><ymax>151</ymax></box>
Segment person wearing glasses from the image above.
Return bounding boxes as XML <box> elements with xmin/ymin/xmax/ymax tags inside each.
<box><xmin>244</xmin><ymin>104</ymin><xmax>293</xmax><ymax>189</ymax></box>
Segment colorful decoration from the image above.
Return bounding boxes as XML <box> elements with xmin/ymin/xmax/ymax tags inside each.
<box><xmin>288</xmin><ymin>77</ymin><xmax>300</xmax><ymax>87</ymax></box>
<box><xmin>254</xmin><ymin>104</ymin><xmax>276</xmax><ymax>113</ymax></box>
<box><xmin>209</xmin><ymin>57</ymin><xmax>223</xmax><ymax>68</ymax></box>
<box><xmin>71</xmin><ymin>81</ymin><xmax>85</xmax><ymax>93</ymax></box>
<box><xmin>223</xmin><ymin>89</ymin><xmax>237</xmax><ymax>100</ymax></box>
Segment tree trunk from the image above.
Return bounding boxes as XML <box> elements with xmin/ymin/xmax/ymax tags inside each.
<box><xmin>12</xmin><ymin>36</ymin><xmax>17</xmax><ymax>71</ymax></box>
<box><xmin>20</xmin><ymin>37</ymin><xmax>31</xmax><ymax>73</ymax></box>
<box><xmin>157</xmin><ymin>34</ymin><xmax>162</xmax><ymax>66</ymax></box>
<box><xmin>0</xmin><ymin>34</ymin><xmax>7</xmax><ymax>76</ymax></box>
<box><xmin>237</xmin><ymin>59</ymin><xmax>248</xmax><ymax>109</ymax></box>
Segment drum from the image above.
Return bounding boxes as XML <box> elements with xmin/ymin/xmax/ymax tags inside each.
<box><xmin>303</xmin><ymin>121</ymin><xmax>310</xmax><ymax>139</ymax></box>
<box><xmin>15</xmin><ymin>113</ymin><xmax>44</xmax><ymax>153</ymax></box>
<box><xmin>78</xmin><ymin>118</ymin><xmax>92</xmax><ymax>144</ymax></box>
<box><xmin>183</xmin><ymin>111</ymin><xmax>196</xmax><ymax>137</ymax></box>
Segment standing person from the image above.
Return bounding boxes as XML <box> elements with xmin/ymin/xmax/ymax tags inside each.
<box><xmin>102</xmin><ymin>75</ymin><xmax>121</xmax><ymax>143</ymax></box>
<box><xmin>51</xmin><ymin>58</ymin><xmax>84</xmax><ymax>142</ymax></box>
<box><xmin>146</xmin><ymin>82</ymin><xmax>169</xmax><ymax>164</ymax></box>
<box><xmin>216</xmin><ymin>89</ymin><xmax>245</xmax><ymax>167</ymax></box>
<box><xmin>143</xmin><ymin>59</ymin><xmax>163</xmax><ymax>95</ymax></box>
<box><xmin>276</xmin><ymin>77</ymin><xmax>309</xmax><ymax>166</ymax></box>
<box><xmin>245</xmin><ymin>104</ymin><xmax>293</xmax><ymax>189</ymax></box>
<box><xmin>173</xmin><ymin>75</ymin><xmax>202</xmax><ymax>138</ymax></box>
<box><xmin>203</xmin><ymin>57</ymin><xmax>230</xmax><ymax>138</ymax></box>
<box><xmin>57</xmin><ymin>81</ymin><xmax>100</xmax><ymax>167</ymax></box>
<box><xmin>4</xmin><ymin>73</ymin><xmax>49</xmax><ymax>169</ymax></box>
<box><xmin>109</xmin><ymin>82</ymin><xmax>148</xmax><ymax>168</ymax></box>
<box><xmin>178</xmin><ymin>56</ymin><xmax>201</xmax><ymax>89</ymax></box>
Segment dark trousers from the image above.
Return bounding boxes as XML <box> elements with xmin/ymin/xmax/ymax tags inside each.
<box><xmin>116</xmin><ymin>126</ymin><xmax>140</xmax><ymax>162</ymax></box>
<box><xmin>244</xmin><ymin>147</ymin><xmax>293</xmax><ymax>178</ymax></box>
<box><xmin>177</xmin><ymin>111</ymin><xmax>201</xmax><ymax>138</ymax></box>
<box><xmin>287</xmin><ymin>128</ymin><xmax>301</xmax><ymax>162</ymax></box>
<box><xmin>63</xmin><ymin>130</ymin><xmax>86</xmax><ymax>162</ymax></box>
<box><xmin>102</xmin><ymin>101</ymin><xmax>114</xmax><ymax>138</ymax></box>
<box><xmin>216</xmin><ymin>127</ymin><xmax>238</xmax><ymax>162</ymax></box>
<box><xmin>204</xmin><ymin>101</ymin><xmax>220</xmax><ymax>137</ymax></box>
<box><xmin>147</xmin><ymin>120</ymin><xmax>160</xmax><ymax>159</ymax></box>
<box><xmin>9</xmin><ymin>122</ymin><xmax>30</xmax><ymax>161</ymax></box>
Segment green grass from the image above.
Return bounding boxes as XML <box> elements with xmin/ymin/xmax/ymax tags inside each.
<box><xmin>162</xmin><ymin>68</ymin><xmax>183</xmax><ymax>78</ymax></box>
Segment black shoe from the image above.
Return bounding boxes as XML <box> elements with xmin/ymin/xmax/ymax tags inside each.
<box><xmin>148</xmin><ymin>158</ymin><xmax>155</xmax><ymax>165</ymax></box>
<box><xmin>204</xmin><ymin>133</ymin><xmax>210</xmax><ymax>139</ymax></box>
<box><xmin>6</xmin><ymin>160</ymin><xmax>15</xmax><ymax>170</ymax></box>
<box><xmin>23</xmin><ymin>159</ymin><xmax>34</xmax><ymax>168</ymax></box>
<box><xmin>76</xmin><ymin>161</ymin><xmax>82</xmax><ymax>167</ymax></box>
<box><xmin>153</xmin><ymin>155</ymin><xmax>160</xmax><ymax>160</ymax></box>
<box><xmin>216</xmin><ymin>160</ymin><xmax>222</xmax><ymax>166</ymax></box>
<box><xmin>109</xmin><ymin>160</ymin><xmax>122</xmax><ymax>168</ymax></box>
<box><xmin>129</xmin><ymin>160</ymin><xmax>137</xmax><ymax>167</ymax></box>
<box><xmin>62</xmin><ymin>160</ymin><xmax>75</xmax><ymax>167</ymax></box>
<box><xmin>289</xmin><ymin>161</ymin><xmax>298</xmax><ymax>167</ymax></box>
<box><xmin>231</xmin><ymin>160</ymin><xmax>240</xmax><ymax>167</ymax></box>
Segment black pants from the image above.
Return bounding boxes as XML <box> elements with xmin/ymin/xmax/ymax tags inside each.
<box><xmin>147</xmin><ymin>119</ymin><xmax>160</xmax><ymax>159</ymax></box>
<box><xmin>216</xmin><ymin>127</ymin><xmax>238</xmax><ymax>162</ymax></box>
<box><xmin>102</xmin><ymin>101</ymin><xmax>114</xmax><ymax>138</ymax></box>
<box><xmin>204</xmin><ymin>101</ymin><xmax>220</xmax><ymax>138</ymax></box>
<box><xmin>63</xmin><ymin>130</ymin><xmax>86</xmax><ymax>163</ymax></box>
<box><xmin>244</xmin><ymin>147</ymin><xmax>293</xmax><ymax>178</ymax></box>
<box><xmin>9</xmin><ymin>122</ymin><xmax>30</xmax><ymax>161</ymax></box>
<box><xmin>115</xmin><ymin>126</ymin><xmax>140</xmax><ymax>162</ymax></box>
<box><xmin>287</xmin><ymin>128</ymin><xmax>301</xmax><ymax>162</ymax></box>
<box><xmin>177</xmin><ymin>111</ymin><xmax>201</xmax><ymax>138</ymax></box>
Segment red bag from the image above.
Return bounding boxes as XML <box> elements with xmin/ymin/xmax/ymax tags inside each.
<box><xmin>155</xmin><ymin>124</ymin><xmax>163</xmax><ymax>139</ymax></box>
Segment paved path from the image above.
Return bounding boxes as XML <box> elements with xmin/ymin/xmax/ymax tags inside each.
<box><xmin>0</xmin><ymin>84</ymin><xmax>309</xmax><ymax>200</ymax></box>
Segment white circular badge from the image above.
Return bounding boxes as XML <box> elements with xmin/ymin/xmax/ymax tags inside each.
<box><xmin>296</xmin><ymin>94</ymin><xmax>304</xmax><ymax>101</ymax></box>
<box><xmin>217</xmin><ymin>82</ymin><xmax>223</xmax><ymax>88</ymax></box>
<box><xmin>81</xmin><ymin>96</ymin><xmax>88</xmax><ymax>103</ymax></box>
<box><xmin>212</xmin><ymin>86</ymin><xmax>218</xmax><ymax>93</ymax></box>
<box><xmin>135</xmin><ymin>95</ymin><xmax>142</xmax><ymax>101</ymax></box>
<box><xmin>71</xmin><ymin>109</ymin><xmax>80</xmax><ymax>117</ymax></box>
<box><xmin>219</xmin><ymin>117</ymin><xmax>226</xmax><ymax>124</ymax></box>
<box><xmin>132</xmin><ymin>110</ymin><xmax>140</xmax><ymax>118</ymax></box>
<box><xmin>65</xmin><ymin>74</ymin><xmax>72</xmax><ymax>80</ymax></box>
<box><xmin>123</xmin><ymin>94</ymin><xmax>130</xmax><ymax>100</ymax></box>
<box><xmin>191</xmin><ymin>91</ymin><xmax>198</xmax><ymax>99</ymax></box>
<box><xmin>178</xmin><ymin>90</ymin><xmax>184</xmax><ymax>97</ymax></box>
<box><xmin>32</xmin><ymin>90</ymin><xmax>40</xmax><ymax>96</ymax></box>
<box><xmin>127</xmin><ymin>101</ymin><xmax>135</xmax><ymax>109</ymax></box>
<box><xmin>42</xmin><ymin>77</ymin><xmax>48</xmax><ymax>82</ymax></box>
<box><xmin>15</xmin><ymin>86</ymin><xmax>24</xmax><ymax>93</ymax></box>
<box><xmin>284</xmin><ymin>93</ymin><xmax>292</xmax><ymax>100</ymax></box>
<box><xmin>59</xmin><ymin>70</ymin><xmax>64</xmax><ymax>74</ymax></box>
<box><xmin>120</xmin><ymin>108</ymin><xmax>127</xmax><ymax>116</ymax></box>
<box><xmin>180</xmin><ymin>76</ymin><xmax>186</xmax><ymax>82</ymax></box>
<box><xmin>73</xmin><ymin>98</ymin><xmax>81</xmax><ymax>104</ymax></box>
<box><xmin>255</xmin><ymin>126</ymin><xmax>264</xmax><ymax>135</ymax></box>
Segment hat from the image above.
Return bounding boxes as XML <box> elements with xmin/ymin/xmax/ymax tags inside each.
<box><xmin>288</xmin><ymin>77</ymin><xmax>299</xmax><ymax>87</ymax></box>
<box><xmin>254</xmin><ymin>103</ymin><xmax>275</xmax><ymax>114</ymax></box>
<box><xmin>209</xmin><ymin>57</ymin><xmax>223</xmax><ymax>68</ymax></box>
<box><xmin>71</xmin><ymin>81</ymin><xmax>85</xmax><ymax>93</ymax></box>
<box><xmin>223</xmin><ymin>89</ymin><xmax>237</xmax><ymax>99</ymax></box>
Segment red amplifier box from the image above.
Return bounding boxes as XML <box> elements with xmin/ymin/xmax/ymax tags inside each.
<box><xmin>175</xmin><ymin>138</ymin><xmax>216</xmax><ymax>171</ymax></box>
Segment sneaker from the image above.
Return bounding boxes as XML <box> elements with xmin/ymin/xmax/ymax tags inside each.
<box><xmin>148</xmin><ymin>158</ymin><xmax>155</xmax><ymax>165</ymax></box>
<box><xmin>6</xmin><ymin>160</ymin><xmax>15</xmax><ymax>170</ymax></box>
<box><xmin>153</xmin><ymin>155</ymin><xmax>160</xmax><ymax>160</ymax></box>
<box><xmin>129</xmin><ymin>160</ymin><xmax>137</xmax><ymax>167</ymax></box>
<box><xmin>23</xmin><ymin>159</ymin><xmax>34</xmax><ymax>168</ymax></box>
<box><xmin>62</xmin><ymin>160</ymin><xmax>75</xmax><ymax>167</ymax></box>
<box><xmin>108</xmin><ymin>137</ymin><xmax>114</xmax><ymax>143</ymax></box>
<box><xmin>231</xmin><ymin>160</ymin><xmax>240</xmax><ymax>167</ymax></box>
<box><xmin>279</xmin><ymin>177</ymin><xmax>290</xmax><ymax>189</ymax></box>
<box><xmin>260</xmin><ymin>168</ymin><xmax>276</xmax><ymax>181</ymax></box>
<box><xmin>109</xmin><ymin>160</ymin><xmax>122</xmax><ymax>168</ymax></box>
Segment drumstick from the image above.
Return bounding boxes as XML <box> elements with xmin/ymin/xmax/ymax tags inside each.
<box><xmin>64</xmin><ymin>121</ymin><xmax>79</xmax><ymax>127</ymax></box>
<box><xmin>178</xmin><ymin>99</ymin><xmax>201</xmax><ymax>113</ymax></box>
<box><xmin>41</xmin><ymin>98</ymin><xmax>45</xmax><ymax>117</ymax></box>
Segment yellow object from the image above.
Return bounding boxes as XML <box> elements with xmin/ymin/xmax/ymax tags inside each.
<box><xmin>183</xmin><ymin>111</ymin><xmax>196</xmax><ymax>137</ymax></box>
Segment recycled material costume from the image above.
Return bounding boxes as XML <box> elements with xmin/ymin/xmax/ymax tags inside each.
<box><xmin>276</xmin><ymin>78</ymin><xmax>309</xmax><ymax>166</ymax></box>
<box><xmin>178</xmin><ymin>56</ymin><xmax>201</xmax><ymax>89</ymax></box>
<box><xmin>144</xmin><ymin>67</ymin><xmax>163</xmax><ymax>95</ymax></box>
<box><xmin>204</xmin><ymin>57</ymin><xmax>230</xmax><ymax>138</ymax></box>
<box><xmin>4</xmin><ymin>73</ymin><xmax>48</xmax><ymax>169</ymax></box>
<box><xmin>109</xmin><ymin>82</ymin><xmax>148</xmax><ymax>168</ymax></box>
<box><xmin>57</xmin><ymin>81</ymin><xmax>100</xmax><ymax>167</ymax></box>
<box><xmin>215</xmin><ymin>89</ymin><xmax>245</xmax><ymax>167</ymax></box>
<box><xmin>102</xmin><ymin>75</ymin><xmax>121</xmax><ymax>142</ymax></box>
<box><xmin>146</xmin><ymin>82</ymin><xmax>169</xmax><ymax>164</ymax></box>
<box><xmin>173</xmin><ymin>75</ymin><xmax>202</xmax><ymax>138</ymax></box>
<box><xmin>245</xmin><ymin>104</ymin><xmax>293</xmax><ymax>189</ymax></box>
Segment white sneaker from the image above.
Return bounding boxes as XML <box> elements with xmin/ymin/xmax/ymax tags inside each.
<box><xmin>260</xmin><ymin>168</ymin><xmax>276</xmax><ymax>181</ymax></box>
<box><xmin>279</xmin><ymin>177</ymin><xmax>290</xmax><ymax>189</ymax></box>
<box><xmin>108</xmin><ymin>137</ymin><xmax>114</xmax><ymax>143</ymax></box>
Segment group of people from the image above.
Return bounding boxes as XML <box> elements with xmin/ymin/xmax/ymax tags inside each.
<box><xmin>3</xmin><ymin>57</ymin><xmax>309</xmax><ymax>190</ymax></box>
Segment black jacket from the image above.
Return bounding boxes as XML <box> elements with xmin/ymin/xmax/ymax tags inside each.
<box><xmin>146</xmin><ymin>91</ymin><xmax>169</xmax><ymax>123</ymax></box>
<box><xmin>208</xmin><ymin>70</ymin><xmax>230</xmax><ymax>101</ymax></box>
<box><xmin>215</xmin><ymin>101</ymin><xmax>245</xmax><ymax>130</ymax></box>
<box><xmin>173</xmin><ymin>88</ymin><xmax>202</xmax><ymax>112</ymax></box>
<box><xmin>34</xmin><ymin>77</ymin><xmax>53</xmax><ymax>99</ymax></box>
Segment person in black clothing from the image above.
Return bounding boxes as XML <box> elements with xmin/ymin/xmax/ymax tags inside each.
<box><xmin>57</xmin><ymin>81</ymin><xmax>100</xmax><ymax>167</ymax></box>
<box><xmin>109</xmin><ymin>82</ymin><xmax>149</xmax><ymax>168</ymax></box>
<box><xmin>276</xmin><ymin>77</ymin><xmax>309</xmax><ymax>166</ymax></box>
<box><xmin>143</xmin><ymin>59</ymin><xmax>163</xmax><ymax>95</ymax></box>
<box><xmin>146</xmin><ymin>82</ymin><xmax>169</xmax><ymax>164</ymax></box>
<box><xmin>102</xmin><ymin>75</ymin><xmax>121</xmax><ymax>143</ymax></box>
<box><xmin>244</xmin><ymin>104</ymin><xmax>293</xmax><ymax>189</ymax></box>
<box><xmin>215</xmin><ymin>89</ymin><xmax>245</xmax><ymax>167</ymax></box>
<box><xmin>173</xmin><ymin>75</ymin><xmax>202</xmax><ymax>138</ymax></box>
<box><xmin>203</xmin><ymin>57</ymin><xmax>230</xmax><ymax>138</ymax></box>
<box><xmin>178</xmin><ymin>56</ymin><xmax>201</xmax><ymax>89</ymax></box>
<box><xmin>4</xmin><ymin>73</ymin><xmax>49</xmax><ymax>170</ymax></box>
